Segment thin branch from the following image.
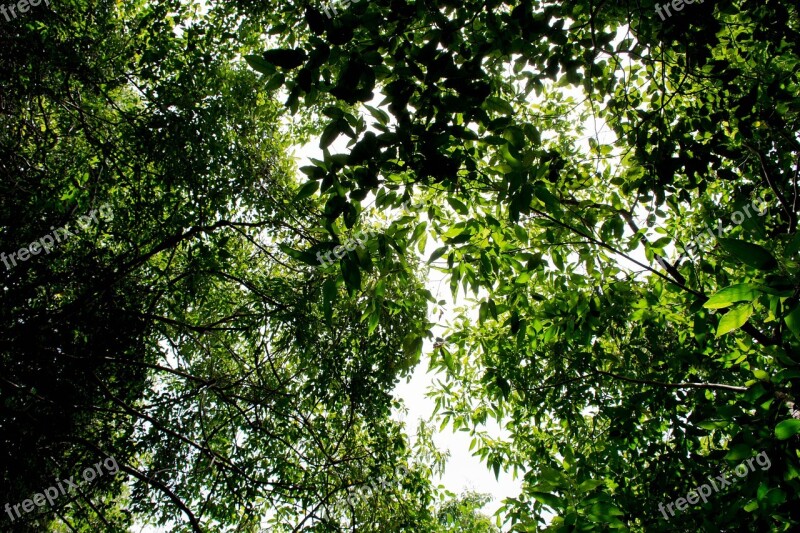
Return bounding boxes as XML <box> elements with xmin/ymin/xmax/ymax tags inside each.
<box><xmin>593</xmin><ymin>370</ymin><xmax>747</xmax><ymax>392</ymax></box>
<box><xmin>520</xmin><ymin>370</ymin><xmax>747</xmax><ymax>394</ymax></box>
<box><xmin>121</xmin><ymin>464</ymin><xmax>204</xmax><ymax>533</ymax></box>
<box><xmin>743</xmin><ymin>143</ymin><xmax>795</xmax><ymax>229</ymax></box>
<box><xmin>528</xmin><ymin>208</ymin><xmax>779</xmax><ymax>346</ymax></box>
<box><xmin>67</xmin><ymin>437</ymin><xmax>203</xmax><ymax>533</ymax></box>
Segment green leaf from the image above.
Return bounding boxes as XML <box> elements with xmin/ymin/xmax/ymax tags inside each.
<box><xmin>320</xmin><ymin>120</ymin><xmax>342</xmax><ymax>149</ymax></box>
<box><xmin>774</xmin><ymin>369</ymin><xmax>800</xmax><ymax>383</ymax></box>
<box><xmin>244</xmin><ymin>55</ymin><xmax>276</xmax><ymax>75</ymax></box>
<box><xmin>278</xmin><ymin>243</ymin><xmax>319</xmax><ymax>265</ymax></box>
<box><xmin>718</xmin><ymin>238</ymin><xmax>778</xmax><ymax>270</ymax></box>
<box><xmin>784</xmin><ymin>304</ymin><xmax>800</xmax><ymax>341</ymax></box>
<box><xmin>764</xmin><ymin>488</ymin><xmax>787</xmax><ymax>506</ymax></box>
<box><xmin>427</xmin><ymin>246</ymin><xmax>447</xmax><ymax>264</ymax></box>
<box><xmin>515</xmin><ymin>271</ymin><xmax>532</xmax><ymax>285</ymax></box>
<box><xmin>262</xmin><ymin>48</ymin><xmax>307</xmax><ymax>70</ymax></box>
<box><xmin>775</xmin><ymin>419</ymin><xmax>800</xmax><ymax>440</ymax></box>
<box><xmin>744</xmin><ymin>382</ymin><xmax>771</xmax><ymax>405</ymax></box>
<box><xmin>443</xmin><ymin>225</ymin><xmax>467</xmax><ymax>239</ymax></box>
<box><xmin>294</xmin><ymin>180</ymin><xmax>319</xmax><ymax>201</ymax></box>
<box><xmin>530</xmin><ymin>491</ymin><xmax>561</xmax><ymax>509</ymax></box>
<box><xmin>402</xmin><ymin>333</ymin><xmax>423</xmax><ymax>359</ymax></box>
<box><xmin>447</xmin><ymin>231</ymin><xmax>472</xmax><ymax>244</ymax></box>
<box><xmin>725</xmin><ymin>443</ymin><xmax>752</xmax><ymax>461</ymax></box>
<box><xmin>483</xmin><ymin>96</ymin><xmax>514</xmax><ymax>115</ymax></box>
<box><xmin>697</xmin><ymin>419</ymin><xmax>730</xmax><ymax>430</ymax></box>
<box><xmin>704</xmin><ymin>283</ymin><xmax>760</xmax><ymax>309</ymax></box>
<box><xmin>752</xmin><ymin>368</ymin><xmax>770</xmax><ymax>382</ymax></box>
<box><xmin>367</xmin><ymin>310</ymin><xmax>380</xmax><ymax>335</ymax></box>
<box><xmin>446</xmin><ymin>197</ymin><xmax>469</xmax><ymax>215</ymax></box>
<box><xmin>265</xmin><ymin>72</ymin><xmax>285</xmax><ymax>92</ymax></box>
<box><xmin>364</xmin><ymin>105</ymin><xmax>390</xmax><ymax>126</ymax></box>
<box><xmin>495</xmin><ymin>375</ymin><xmax>511</xmax><ymax>399</ymax></box>
<box><xmin>533</xmin><ymin>182</ymin><xmax>561</xmax><ymax>215</ymax></box>
<box><xmin>322</xmin><ymin>277</ymin><xmax>337</xmax><ymax>323</ymax></box>
<box><xmin>744</xmin><ymin>500</ymin><xmax>759</xmax><ymax>512</ymax></box>
<box><xmin>341</xmin><ymin>257</ymin><xmax>362</xmax><ymax>293</ymax></box>
<box><xmin>410</xmin><ymin>222</ymin><xmax>427</xmax><ymax>245</ymax></box>
<box><xmin>588</xmin><ymin>502</ymin><xmax>624</xmax><ymax>518</ymax></box>
<box><xmin>322</xmin><ymin>106</ymin><xmax>344</xmax><ymax>120</ymax></box>
<box><xmin>442</xmin><ymin>348</ymin><xmax>455</xmax><ymax>372</ymax></box>
<box><xmin>578</xmin><ymin>479</ymin><xmax>604</xmax><ymax>492</ymax></box>
<box><xmin>514</xmin><ymin>224</ymin><xmax>528</xmax><ymax>243</ymax></box>
<box><xmin>785</xmin><ymin>231</ymin><xmax>800</xmax><ymax>256</ymax></box>
<box><xmin>716</xmin><ymin>304</ymin><xmax>753</xmax><ymax>337</ymax></box>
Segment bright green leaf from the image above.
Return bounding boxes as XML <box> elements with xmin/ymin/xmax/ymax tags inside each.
<box><xmin>716</xmin><ymin>304</ymin><xmax>753</xmax><ymax>337</ymax></box>
<box><xmin>775</xmin><ymin>419</ymin><xmax>800</xmax><ymax>440</ymax></box>
<box><xmin>704</xmin><ymin>284</ymin><xmax>760</xmax><ymax>309</ymax></box>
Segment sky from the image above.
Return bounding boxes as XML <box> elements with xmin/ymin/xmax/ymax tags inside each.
<box><xmin>132</xmin><ymin>8</ymin><xmax>642</xmax><ymax>529</ymax></box>
<box><xmin>392</xmin><ymin>324</ymin><xmax>524</xmax><ymax>519</ymax></box>
<box><xmin>290</xmin><ymin>127</ymin><xmax>526</xmax><ymax>526</ymax></box>
<box><xmin>271</xmin><ymin>46</ymin><xmax>634</xmax><ymax>528</ymax></box>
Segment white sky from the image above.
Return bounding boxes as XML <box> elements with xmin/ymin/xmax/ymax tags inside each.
<box><xmin>289</xmin><ymin>133</ymin><xmax>523</xmax><ymax>521</ymax></box>
<box><xmin>129</xmin><ymin>10</ymin><xmax>656</xmax><ymax>529</ymax></box>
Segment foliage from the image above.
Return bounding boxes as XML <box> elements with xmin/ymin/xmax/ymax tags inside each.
<box><xmin>239</xmin><ymin>0</ymin><xmax>800</xmax><ymax>530</ymax></box>
<box><xmin>1</xmin><ymin>0</ymin><xmax>434</xmax><ymax>531</ymax></box>
<box><xmin>2</xmin><ymin>0</ymin><xmax>800</xmax><ymax>531</ymax></box>
<box><xmin>434</xmin><ymin>491</ymin><xmax>500</xmax><ymax>533</ymax></box>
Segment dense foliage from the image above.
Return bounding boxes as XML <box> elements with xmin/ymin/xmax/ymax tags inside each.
<box><xmin>1</xmin><ymin>0</ymin><xmax>799</xmax><ymax>531</ymax></box>
<box><xmin>1</xmin><ymin>1</ymin><xmax>437</xmax><ymax>531</ymax></box>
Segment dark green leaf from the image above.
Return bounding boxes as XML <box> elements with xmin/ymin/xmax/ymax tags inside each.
<box><xmin>244</xmin><ymin>55</ymin><xmax>276</xmax><ymax>75</ymax></box>
<box><xmin>718</xmin><ymin>238</ymin><xmax>778</xmax><ymax>270</ymax></box>
<box><xmin>294</xmin><ymin>181</ymin><xmax>319</xmax><ymax>201</ymax></box>
<box><xmin>262</xmin><ymin>48</ymin><xmax>307</xmax><ymax>70</ymax></box>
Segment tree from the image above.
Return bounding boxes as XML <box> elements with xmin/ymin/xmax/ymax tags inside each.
<box><xmin>435</xmin><ymin>491</ymin><xmax>500</xmax><ymax>533</ymax></box>
<box><xmin>2</xmin><ymin>0</ymin><xmax>435</xmax><ymax>530</ymax></box>
<box><xmin>241</xmin><ymin>0</ymin><xmax>800</xmax><ymax>530</ymax></box>
<box><xmin>3</xmin><ymin>0</ymin><xmax>800</xmax><ymax>530</ymax></box>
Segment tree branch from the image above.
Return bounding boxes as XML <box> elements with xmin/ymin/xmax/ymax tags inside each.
<box><xmin>593</xmin><ymin>369</ymin><xmax>747</xmax><ymax>392</ymax></box>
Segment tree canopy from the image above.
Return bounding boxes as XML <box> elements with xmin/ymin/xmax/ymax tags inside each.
<box><xmin>1</xmin><ymin>0</ymin><xmax>799</xmax><ymax>531</ymax></box>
